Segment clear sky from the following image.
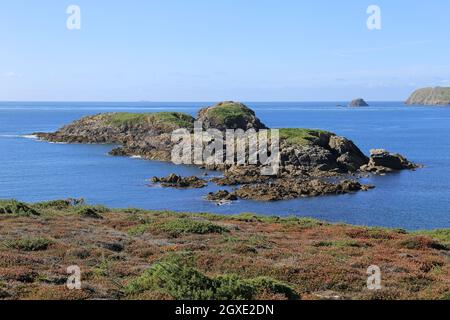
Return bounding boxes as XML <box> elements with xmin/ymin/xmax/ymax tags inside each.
<box><xmin>1</xmin><ymin>0</ymin><xmax>449</xmax><ymax>101</ymax></box>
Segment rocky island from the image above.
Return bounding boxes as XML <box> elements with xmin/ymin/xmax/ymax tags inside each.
<box><xmin>35</xmin><ymin>101</ymin><xmax>420</xmax><ymax>202</ymax></box>
<box><xmin>348</xmin><ymin>98</ymin><xmax>369</xmax><ymax>107</ymax></box>
<box><xmin>406</xmin><ymin>87</ymin><xmax>450</xmax><ymax>106</ymax></box>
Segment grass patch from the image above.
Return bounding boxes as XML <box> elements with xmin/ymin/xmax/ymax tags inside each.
<box><xmin>152</xmin><ymin>218</ymin><xmax>229</xmax><ymax>237</ymax></box>
<box><xmin>0</xmin><ymin>200</ymin><xmax>40</xmax><ymax>216</ymax></box>
<box><xmin>127</xmin><ymin>224</ymin><xmax>149</xmax><ymax>236</ymax></box>
<box><xmin>279</xmin><ymin>128</ymin><xmax>333</xmax><ymax>146</ymax></box>
<box><xmin>125</xmin><ymin>262</ymin><xmax>299</xmax><ymax>300</ymax></box>
<box><xmin>4</xmin><ymin>237</ymin><xmax>53</xmax><ymax>251</ymax></box>
<box><xmin>207</xmin><ymin>102</ymin><xmax>255</xmax><ymax>126</ymax></box>
<box><xmin>105</xmin><ymin>112</ymin><xmax>194</xmax><ymax>128</ymax></box>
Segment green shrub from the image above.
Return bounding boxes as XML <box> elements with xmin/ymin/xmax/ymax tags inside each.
<box><xmin>153</xmin><ymin>218</ymin><xmax>229</xmax><ymax>236</ymax></box>
<box><xmin>33</xmin><ymin>199</ymin><xmax>84</xmax><ymax>210</ymax></box>
<box><xmin>125</xmin><ymin>262</ymin><xmax>299</xmax><ymax>300</ymax></box>
<box><xmin>74</xmin><ymin>205</ymin><xmax>108</xmax><ymax>219</ymax></box>
<box><xmin>4</xmin><ymin>237</ymin><xmax>53</xmax><ymax>251</ymax></box>
<box><xmin>0</xmin><ymin>200</ymin><xmax>40</xmax><ymax>216</ymax></box>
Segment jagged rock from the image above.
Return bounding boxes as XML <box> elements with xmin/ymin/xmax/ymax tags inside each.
<box><xmin>206</xmin><ymin>190</ymin><xmax>238</xmax><ymax>201</ymax></box>
<box><xmin>151</xmin><ymin>174</ymin><xmax>207</xmax><ymax>189</ymax></box>
<box><xmin>349</xmin><ymin>98</ymin><xmax>369</xmax><ymax>107</ymax></box>
<box><xmin>197</xmin><ymin>101</ymin><xmax>267</xmax><ymax>131</ymax></box>
<box><xmin>360</xmin><ymin>149</ymin><xmax>420</xmax><ymax>173</ymax></box>
<box><xmin>405</xmin><ymin>87</ymin><xmax>450</xmax><ymax>106</ymax></box>
<box><xmin>211</xmin><ymin>166</ymin><xmax>271</xmax><ymax>186</ymax></box>
<box><xmin>234</xmin><ymin>179</ymin><xmax>374</xmax><ymax>201</ymax></box>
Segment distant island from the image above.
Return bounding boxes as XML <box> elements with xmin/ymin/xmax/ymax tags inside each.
<box><xmin>348</xmin><ymin>98</ymin><xmax>369</xmax><ymax>107</ymax></box>
<box><xmin>406</xmin><ymin>87</ymin><xmax>450</xmax><ymax>106</ymax></box>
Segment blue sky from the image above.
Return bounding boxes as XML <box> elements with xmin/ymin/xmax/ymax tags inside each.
<box><xmin>1</xmin><ymin>0</ymin><xmax>449</xmax><ymax>101</ymax></box>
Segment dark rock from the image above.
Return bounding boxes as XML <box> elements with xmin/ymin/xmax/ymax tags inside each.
<box><xmin>348</xmin><ymin>98</ymin><xmax>369</xmax><ymax>107</ymax></box>
<box><xmin>206</xmin><ymin>190</ymin><xmax>238</xmax><ymax>202</ymax></box>
<box><xmin>233</xmin><ymin>178</ymin><xmax>374</xmax><ymax>201</ymax></box>
<box><xmin>361</xmin><ymin>149</ymin><xmax>420</xmax><ymax>173</ymax></box>
<box><xmin>152</xmin><ymin>174</ymin><xmax>207</xmax><ymax>189</ymax></box>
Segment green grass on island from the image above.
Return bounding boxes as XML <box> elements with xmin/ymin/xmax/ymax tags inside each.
<box><xmin>279</xmin><ymin>128</ymin><xmax>334</xmax><ymax>146</ymax></box>
<box><xmin>104</xmin><ymin>112</ymin><xmax>195</xmax><ymax>128</ymax></box>
<box><xmin>206</xmin><ymin>102</ymin><xmax>255</xmax><ymax>124</ymax></box>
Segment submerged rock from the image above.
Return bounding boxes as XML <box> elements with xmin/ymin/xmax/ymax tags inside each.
<box><xmin>151</xmin><ymin>174</ymin><xmax>207</xmax><ymax>189</ymax></box>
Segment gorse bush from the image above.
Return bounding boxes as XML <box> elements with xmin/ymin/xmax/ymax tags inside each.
<box><xmin>0</xmin><ymin>200</ymin><xmax>40</xmax><ymax>216</ymax></box>
<box><xmin>153</xmin><ymin>218</ymin><xmax>229</xmax><ymax>236</ymax></box>
<box><xmin>126</xmin><ymin>262</ymin><xmax>299</xmax><ymax>300</ymax></box>
<box><xmin>74</xmin><ymin>205</ymin><xmax>109</xmax><ymax>219</ymax></box>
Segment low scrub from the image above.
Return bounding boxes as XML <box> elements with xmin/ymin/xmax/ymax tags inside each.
<box><xmin>152</xmin><ymin>218</ymin><xmax>229</xmax><ymax>237</ymax></box>
<box><xmin>126</xmin><ymin>262</ymin><xmax>299</xmax><ymax>300</ymax></box>
<box><xmin>0</xmin><ymin>200</ymin><xmax>40</xmax><ymax>216</ymax></box>
<box><xmin>3</xmin><ymin>237</ymin><xmax>53</xmax><ymax>251</ymax></box>
<box><xmin>74</xmin><ymin>205</ymin><xmax>108</xmax><ymax>219</ymax></box>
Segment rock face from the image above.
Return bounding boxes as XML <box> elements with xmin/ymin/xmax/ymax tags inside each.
<box><xmin>406</xmin><ymin>87</ymin><xmax>450</xmax><ymax>106</ymax></box>
<box><xmin>151</xmin><ymin>174</ymin><xmax>207</xmax><ymax>189</ymax></box>
<box><xmin>360</xmin><ymin>149</ymin><xmax>420</xmax><ymax>174</ymax></box>
<box><xmin>348</xmin><ymin>99</ymin><xmax>369</xmax><ymax>107</ymax></box>
<box><xmin>197</xmin><ymin>101</ymin><xmax>267</xmax><ymax>131</ymax></box>
<box><xmin>280</xmin><ymin>131</ymin><xmax>369</xmax><ymax>173</ymax></box>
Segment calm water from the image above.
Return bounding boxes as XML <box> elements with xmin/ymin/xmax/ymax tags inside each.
<box><xmin>0</xmin><ymin>102</ymin><xmax>449</xmax><ymax>230</ymax></box>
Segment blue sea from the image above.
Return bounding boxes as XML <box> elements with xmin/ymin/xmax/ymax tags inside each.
<box><xmin>0</xmin><ymin>102</ymin><xmax>449</xmax><ymax>230</ymax></box>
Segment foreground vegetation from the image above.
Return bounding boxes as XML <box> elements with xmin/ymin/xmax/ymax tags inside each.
<box><xmin>0</xmin><ymin>199</ymin><xmax>448</xmax><ymax>300</ymax></box>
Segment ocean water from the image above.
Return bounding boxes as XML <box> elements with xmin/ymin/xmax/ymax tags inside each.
<box><xmin>0</xmin><ymin>101</ymin><xmax>449</xmax><ymax>230</ymax></box>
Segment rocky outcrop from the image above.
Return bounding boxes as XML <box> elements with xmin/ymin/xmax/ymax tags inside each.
<box><xmin>349</xmin><ymin>98</ymin><xmax>369</xmax><ymax>107</ymax></box>
<box><xmin>234</xmin><ymin>179</ymin><xmax>374</xmax><ymax>201</ymax></box>
<box><xmin>197</xmin><ymin>101</ymin><xmax>267</xmax><ymax>131</ymax></box>
<box><xmin>206</xmin><ymin>190</ymin><xmax>238</xmax><ymax>202</ymax></box>
<box><xmin>34</xmin><ymin>101</ymin><xmax>420</xmax><ymax>201</ymax></box>
<box><xmin>405</xmin><ymin>87</ymin><xmax>450</xmax><ymax>106</ymax></box>
<box><xmin>280</xmin><ymin>132</ymin><xmax>369</xmax><ymax>173</ymax></box>
<box><xmin>151</xmin><ymin>174</ymin><xmax>207</xmax><ymax>189</ymax></box>
<box><xmin>360</xmin><ymin>149</ymin><xmax>420</xmax><ymax>174</ymax></box>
